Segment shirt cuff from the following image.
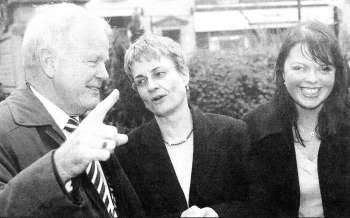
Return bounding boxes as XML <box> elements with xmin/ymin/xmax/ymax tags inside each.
<box><xmin>51</xmin><ymin>150</ymin><xmax>72</xmax><ymax>198</ymax></box>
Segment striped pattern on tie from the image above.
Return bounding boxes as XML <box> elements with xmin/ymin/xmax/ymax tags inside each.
<box><xmin>64</xmin><ymin>117</ymin><xmax>79</xmax><ymax>133</ymax></box>
<box><xmin>86</xmin><ymin>161</ymin><xmax>118</xmax><ymax>217</ymax></box>
<box><xmin>64</xmin><ymin>117</ymin><xmax>117</xmax><ymax>217</ymax></box>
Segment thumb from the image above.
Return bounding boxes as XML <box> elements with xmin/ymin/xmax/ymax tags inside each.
<box><xmin>83</xmin><ymin>89</ymin><xmax>119</xmax><ymax>123</ymax></box>
<box><xmin>116</xmin><ymin>134</ymin><xmax>128</xmax><ymax>146</ymax></box>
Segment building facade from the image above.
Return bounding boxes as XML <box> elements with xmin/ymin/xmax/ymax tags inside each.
<box><xmin>194</xmin><ymin>0</ymin><xmax>339</xmax><ymax>50</ymax></box>
<box><xmin>85</xmin><ymin>0</ymin><xmax>196</xmax><ymax>55</ymax></box>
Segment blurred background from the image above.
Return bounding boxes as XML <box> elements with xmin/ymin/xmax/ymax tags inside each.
<box><xmin>0</xmin><ymin>0</ymin><xmax>348</xmax><ymax>133</ymax></box>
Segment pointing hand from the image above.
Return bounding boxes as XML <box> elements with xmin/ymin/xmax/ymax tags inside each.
<box><xmin>54</xmin><ymin>90</ymin><xmax>127</xmax><ymax>183</ymax></box>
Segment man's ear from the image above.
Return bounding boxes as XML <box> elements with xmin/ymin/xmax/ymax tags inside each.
<box><xmin>39</xmin><ymin>48</ymin><xmax>57</xmax><ymax>79</ymax></box>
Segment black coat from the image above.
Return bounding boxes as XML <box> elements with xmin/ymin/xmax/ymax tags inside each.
<box><xmin>115</xmin><ymin>109</ymin><xmax>250</xmax><ymax>218</ymax></box>
<box><xmin>243</xmin><ymin>100</ymin><xmax>350</xmax><ymax>217</ymax></box>
<box><xmin>0</xmin><ymin>85</ymin><xmax>145</xmax><ymax>217</ymax></box>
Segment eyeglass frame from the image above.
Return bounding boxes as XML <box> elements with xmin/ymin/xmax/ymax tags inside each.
<box><xmin>131</xmin><ymin>64</ymin><xmax>178</xmax><ymax>91</ymax></box>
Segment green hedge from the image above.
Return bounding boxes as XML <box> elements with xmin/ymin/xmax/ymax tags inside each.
<box><xmin>188</xmin><ymin>48</ymin><xmax>276</xmax><ymax>119</ymax></box>
<box><xmin>101</xmin><ymin>30</ymin><xmax>153</xmax><ymax>134</ymax></box>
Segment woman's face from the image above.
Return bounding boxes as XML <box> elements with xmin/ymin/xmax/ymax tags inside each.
<box><xmin>131</xmin><ymin>57</ymin><xmax>189</xmax><ymax>117</ymax></box>
<box><xmin>283</xmin><ymin>43</ymin><xmax>335</xmax><ymax>112</ymax></box>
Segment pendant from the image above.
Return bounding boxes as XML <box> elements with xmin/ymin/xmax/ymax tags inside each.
<box><xmin>310</xmin><ymin>131</ymin><xmax>315</xmax><ymax>137</ymax></box>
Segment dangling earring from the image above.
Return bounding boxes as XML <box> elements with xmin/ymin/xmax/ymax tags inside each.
<box><xmin>186</xmin><ymin>85</ymin><xmax>189</xmax><ymax>90</ymax></box>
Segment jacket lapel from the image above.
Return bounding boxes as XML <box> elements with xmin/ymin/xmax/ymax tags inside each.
<box><xmin>100</xmin><ymin>156</ymin><xmax>124</xmax><ymax>217</ymax></box>
<box><xmin>100</xmin><ymin>155</ymin><xmax>145</xmax><ymax>218</ymax></box>
<box><xmin>281</xmin><ymin>130</ymin><xmax>300</xmax><ymax>204</ymax></box>
<box><xmin>45</xmin><ymin>125</ymin><xmax>65</xmax><ymax>146</ymax></box>
<box><xmin>78</xmin><ymin>172</ymin><xmax>111</xmax><ymax>217</ymax></box>
<box><xmin>139</xmin><ymin>118</ymin><xmax>188</xmax><ymax>211</ymax></box>
<box><xmin>189</xmin><ymin>110</ymin><xmax>219</xmax><ymax>206</ymax></box>
<box><xmin>6</xmin><ymin>84</ymin><xmax>66</xmax><ymax>147</ymax></box>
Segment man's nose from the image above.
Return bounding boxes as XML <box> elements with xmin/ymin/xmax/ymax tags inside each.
<box><xmin>96</xmin><ymin>63</ymin><xmax>109</xmax><ymax>80</ymax></box>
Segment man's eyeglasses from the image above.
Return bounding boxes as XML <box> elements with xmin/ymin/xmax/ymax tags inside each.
<box><xmin>132</xmin><ymin>65</ymin><xmax>178</xmax><ymax>91</ymax></box>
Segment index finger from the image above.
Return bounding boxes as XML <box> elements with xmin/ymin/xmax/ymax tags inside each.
<box><xmin>83</xmin><ymin>89</ymin><xmax>119</xmax><ymax>123</ymax></box>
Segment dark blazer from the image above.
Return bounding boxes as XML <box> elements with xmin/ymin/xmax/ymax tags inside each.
<box><xmin>115</xmin><ymin>108</ymin><xmax>250</xmax><ymax>218</ymax></box>
<box><xmin>242</xmin><ymin>100</ymin><xmax>350</xmax><ymax>217</ymax></box>
<box><xmin>0</xmin><ymin>85</ymin><xmax>145</xmax><ymax>217</ymax></box>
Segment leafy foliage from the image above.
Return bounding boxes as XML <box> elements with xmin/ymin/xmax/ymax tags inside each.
<box><xmin>102</xmin><ymin>29</ymin><xmax>152</xmax><ymax>134</ymax></box>
<box><xmin>188</xmin><ymin>48</ymin><xmax>276</xmax><ymax>119</ymax></box>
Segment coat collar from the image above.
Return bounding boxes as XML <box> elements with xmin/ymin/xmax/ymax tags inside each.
<box><xmin>243</xmin><ymin>99</ymin><xmax>285</xmax><ymax>144</ymax></box>
<box><xmin>5</xmin><ymin>84</ymin><xmax>65</xmax><ymax>142</ymax></box>
<box><xmin>6</xmin><ymin>84</ymin><xmax>58</xmax><ymax>127</ymax></box>
<box><xmin>135</xmin><ymin>107</ymin><xmax>218</xmax><ymax>209</ymax></box>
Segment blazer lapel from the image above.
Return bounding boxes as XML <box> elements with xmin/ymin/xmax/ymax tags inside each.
<box><xmin>139</xmin><ymin>118</ymin><xmax>188</xmax><ymax>211</ymax></box>
<box><xmin>7</xmin><ymin>85</ymin><xmax>66</xmax><ymax>150</ymax></box>
<box><xmin>189</xmin><ymin>110</ymin><xmax>219</xmax><ymax>206</ymax></box>
<box><xmin>79</xmin><ymin>172</ymin><xmax>111</xmax><ymax>217</ymax></box>
<box><xmin>101</xmin><ymin>155</ymin><xmax>146</xmax><ymax>218</ymax></box>
<box><xmin>44</xmin><ymin>125</ymin><xmax>65</xmax><ymax>147</ymax></box>
<box><xmin>273</xmin><ymin>130</ymin><xmax>300</xmax><ymax>209</ymax></box>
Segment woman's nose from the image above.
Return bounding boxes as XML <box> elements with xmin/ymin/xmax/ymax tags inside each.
<box><xmin>305</xmin><ymin>69</ymin><xmax>318</xmax><ymax>83</ymax></box>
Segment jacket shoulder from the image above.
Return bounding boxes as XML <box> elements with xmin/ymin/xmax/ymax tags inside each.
<box><xmin>203</xmin><ymin>112</ymin><xmax>247</xmax><ymax>129</ymax></box>
<box><xmin>0</xmin><ymin>100</ymin><xmax>19</xmax><ymax>137</ymax></box>
<box><xmin>242</xmin><ymin>103</ymin><xmax>272</xmax><ymax>125</ymax></box>
<box><xmin>242</xmin><ymin>101</ymin><xmax>282</xmax><ymax>145</ymax></box>
<box><xmin>115</xmin><ymin>122</ymin><xmax>150</xmax><ymax>156</ymax></box>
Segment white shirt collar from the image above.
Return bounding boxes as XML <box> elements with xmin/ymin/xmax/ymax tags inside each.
<box><xmin>30</xmin><ymin>85</ymin><xmax>70</xmax><ymax>131</ymax></box>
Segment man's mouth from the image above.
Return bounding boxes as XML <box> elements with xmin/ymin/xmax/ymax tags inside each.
<box><xmin>87</xmin><ymin>86</ymin><xmax>100</xmax><ymax>92</ymax></box>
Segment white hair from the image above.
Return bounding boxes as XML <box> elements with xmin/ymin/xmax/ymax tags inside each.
<box><xmin>22</xmin><ymin>3</ymin><xmax>112</xmax><ymax>77</ymax></box>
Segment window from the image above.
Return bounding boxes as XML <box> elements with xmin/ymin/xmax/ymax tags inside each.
<box><xmin>106</xmin><ymin>16</ymin><xmax>131</xmax><ymax>29</ymax></box>
<box><xmin>162</xmin><ymin>29</ymin><xmax>180</xmax><ymax>43</ymax></box>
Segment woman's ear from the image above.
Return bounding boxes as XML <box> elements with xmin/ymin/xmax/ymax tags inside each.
<box><xmin>181</xmin><ymin>66</ymin><xmax>190</xmax><ymax>86</ymax></box>
<box><xmin>39</xmin><ymin>48</ymin><xmax>57</xmax><ymax>79</ymax></box>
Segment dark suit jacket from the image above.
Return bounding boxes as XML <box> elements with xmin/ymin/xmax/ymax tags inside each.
<box><xmin>243</xmin><ymin>100</ymin><xmax>350</xmax><ymax>217</ymax></box>
<box><xmin>0</xmin><ymin>85</ymin><xmax>145</xmax><ymax>217</ymax></box>
<box><xmin>115</xmin><ymin>109</ymin><xmax>250</xmax><ymax>218</ymax></box>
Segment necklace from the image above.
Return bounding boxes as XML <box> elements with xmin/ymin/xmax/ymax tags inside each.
<box><xmin>163</xmin><ymin>128</ymin><xmax>193</xmax><ymax>146</ymax></box>
<box><xmin>298</xmin><ymin>122</ymin><xmax>316</xmax><ymax>137</ymax></box>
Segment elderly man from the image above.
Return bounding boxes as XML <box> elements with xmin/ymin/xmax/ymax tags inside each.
<box><xmin>0</xmin><ymin>3</ymin><xmax>144</xmax><ymax>217</ymax></box>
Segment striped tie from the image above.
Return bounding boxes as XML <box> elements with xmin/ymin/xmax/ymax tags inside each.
<box><xmin>64</xmin><ymin>117</ymin><xmax>118</xmax><ymax>217</ymax></box>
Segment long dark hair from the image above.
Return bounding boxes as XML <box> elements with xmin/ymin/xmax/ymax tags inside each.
<box><xmin>274</xmin><ymin>21</ymin><xmax>350</xmax><ymax>145</ymax></box>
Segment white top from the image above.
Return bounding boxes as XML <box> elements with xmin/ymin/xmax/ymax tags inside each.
<box><xmin>31</xmin><ymin>86</ymin><xmax>76</xmax><ymax>192</ymax></box>
<box><xmin>31</xmin><ymin>86</ymin><xmax>71</xmax><ymax>134</ymax></box>
<box><xmin>166</xmin><ymin>139</ymin><xmax>194</xmax><ymax>206</ymax></box>
<box><xmin>295</xmin><ymin>145</ymin><xmax>324</xmax><ymax>217</ymax></box>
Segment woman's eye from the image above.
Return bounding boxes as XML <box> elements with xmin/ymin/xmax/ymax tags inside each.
<box><xmin>154</xmin><ymin>71</ymin><xmax>166</xmax><ymax>78</ymax></box>
<box><xmin>137</xmin><ymin>79</ymin><xmax>146</xmax><ymax>86</ymax></box>
<box><xmin>293</xmin><ymin>66</ymin><xmax>303</xmax><ymax>71</ymax></box>
<box><xmin>321</xmin><ymin>66</ymin><xmax>330</xmax><ymax>72</ymax></box>
<box><xmin>319</xmin><ymin>65</ymin><xmax>334</xmax><ymax>75</ymax></box>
